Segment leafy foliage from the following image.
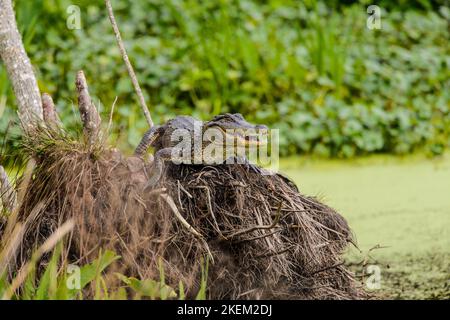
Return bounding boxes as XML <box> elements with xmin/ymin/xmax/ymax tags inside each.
<box><xmin>0</xmin><ymin>0</ymin><xmax>449</xmax><ymax>158</ymax></box>
<box><xmin>0</xmin><ymin>244</ymin><xmax>206</xmax><ymax>300</ymax></box>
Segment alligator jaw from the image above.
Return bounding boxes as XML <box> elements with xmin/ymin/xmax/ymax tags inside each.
<box><xmin>214</xmin><ymin>127</ymin><xmax>268</xmax><ymax>147</ymax></box>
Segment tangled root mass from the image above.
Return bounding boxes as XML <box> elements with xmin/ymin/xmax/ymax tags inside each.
<box><xmin>15</xmin><ymin>128</ymin><xmax>366</xmax><ymax>299</ymax></box>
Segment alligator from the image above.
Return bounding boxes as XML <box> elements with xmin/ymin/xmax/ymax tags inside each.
<box><xmin>134</xmin><ymin>113</ymin><xmax>269</xmax><ymax>188</ymax></box>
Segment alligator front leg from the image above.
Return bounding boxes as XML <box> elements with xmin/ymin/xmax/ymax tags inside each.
<box><xmin>134</xmin><ymin>125</ymin><xmax>162</xmax><ymax>157</ymax></box>
<box><xmin>144</xmin><ymin>147</ymin><xmax>173</xmax><ymax>189</ymax></box>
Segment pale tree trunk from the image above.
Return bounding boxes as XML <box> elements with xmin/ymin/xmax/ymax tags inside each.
<box><xmin>0</xmin><ymin>0</ymin><xmax>43</xmax><ymax>128</ymax></box>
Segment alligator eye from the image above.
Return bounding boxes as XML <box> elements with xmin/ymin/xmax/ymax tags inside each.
<box><xmin>256</xmin><ymin>124</ymin><xmax>268</xmax><ymax>131</ymax></box>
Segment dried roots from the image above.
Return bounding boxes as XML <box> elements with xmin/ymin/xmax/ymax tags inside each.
<box><xmin>9</xmin><ymin>125</ymin><xmax>366</xmax><ymax>299</ymax></box>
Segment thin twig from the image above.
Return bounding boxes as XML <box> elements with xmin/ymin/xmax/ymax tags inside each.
<box><xmin>177</xmin><ymin>180</ymin><xmax>193</xmax><ymax>198</ymax></box>
<box><xmin>160</xmin><ymin>194</ymin><xmax>202</xmax><ymax>238</ymax></box>
<box><xmin>193</xmin><ymin>186</ymin><xmax>224</xmax><ymax>239</ymax></box>
<box><xmin>226</xmin><ymin>201</ymin><xmax>283</xmax><ymax>239</ymax></box>
<box><xmin>235</xmin><ymin>228</ymin><xmax>282</xmax><ymax>243</ymax></box>
<box><xmin>255</xmin><ymin>245</ymin><xmax>293</xmax><ymax>259</ymax></box>
<box><xmin>105</xmin><ymin>0</ymin><xmax>153</xmax><ymax>128</ymax></box>
<box><xmin>310</xmin><ymin>261</ymin><xmax>345</xmax><ymax>276</ymax></box>
<box><xmin>147</xmin><ymin>187</ymin><xmax>167</xmax><ymax>197</ymax></box>
<box><xmin>159</xmin><ymin>193</ymin><xmax>214</xmax><ymax>262</ymax></box>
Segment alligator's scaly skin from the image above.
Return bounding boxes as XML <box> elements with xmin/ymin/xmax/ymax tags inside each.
<box><xmin>134</xmin><ymin>113</ymin><xmax>267</xmax><ymax>188</ymax></box>
<box><xmin>134</xmin><ymin>116</ymin><xmax>198</xmax><ymax>156</ymax></box>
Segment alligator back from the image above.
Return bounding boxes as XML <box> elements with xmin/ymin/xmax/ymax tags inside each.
<box><xmin>159</xmin><ymin>116</ymin><xmax>200</xmax><ymax>149</ymax></box>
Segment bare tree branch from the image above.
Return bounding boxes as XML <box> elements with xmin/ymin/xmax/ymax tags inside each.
<box><xmin>41</xmin><ymin>93</ymin><xmax>60</xmax><ymax>126</ymax></box>
<box><xmin>105</xmin><ymin>0</ymin><xmax>154</xmax><ymax>128</ymax></box>
<box><xmin>75</xmin><ymin>70</ymin><xmax>101</xmax><ymax>146</ymax></box>
<box><xmin>0</xmin><ymin>0</ymin><xmax>43</xmax><ymax>128</ymax></box>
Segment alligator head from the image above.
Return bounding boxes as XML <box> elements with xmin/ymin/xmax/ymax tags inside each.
<box><xmin>204</xmin><ymin>113</ymin><xmax>268</xmax><ymax>147</ymax></box>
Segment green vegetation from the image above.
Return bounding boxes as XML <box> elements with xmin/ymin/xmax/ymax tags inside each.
<box><xmin>1</xmin><ymin>0</ymin><xmax>449</xmax><ymax>160</ymax></box>
<box><xmin>0</xmin><ymin>242</ymin><xmax>208</xmax><ymax>300</ymax></box>
<box><xmin>282</xmin><ymin>154</ymin><xmax>450</xmax><ymax>299</ymax></box>
<box><xmin>0</xmin><ymin>0</ymin><xmax>448</xmax><ymax>300</ymax></box>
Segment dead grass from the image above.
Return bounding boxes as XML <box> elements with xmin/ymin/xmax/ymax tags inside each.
<box><xmin>6</xmin><ymin>125</ymin><xmax>366</xmax><ymax>299</ymax></box>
